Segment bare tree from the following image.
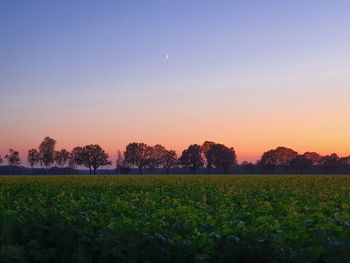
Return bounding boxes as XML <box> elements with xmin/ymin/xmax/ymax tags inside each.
<box><xmin>54</xmin><ymin>149</ymin><xmax>70</xmax><ymax>167</ymax></box>
<box><xmin>5</xmin><ymin>149</ymin><xmax>21</xmax><ymax>167</ymax></box>
<box><xmin>27</xmin><ymin>149</ymin><xmax>40</xmax><ymax>168</ymax></box>
<box><xmin>123</xmin><ymin>142</ymin><xmax>153</xmax><ymax>174</ymax></box>
<box><xmin>39</xmin><ymin>136</ymin><xmax>56</xmax><ymax>168</ymax></box>
<box><xmin>179</xmin><ymin>144</ymin><xmax>204</xmax><ymax>174</ymax></box>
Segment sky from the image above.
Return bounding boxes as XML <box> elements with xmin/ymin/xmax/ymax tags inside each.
<box><xmin>1</xmin><ymin>0</ymin><xmax>350</xmax><ymax>163</ymax></box>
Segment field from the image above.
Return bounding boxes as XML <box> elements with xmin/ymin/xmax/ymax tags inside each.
<box><xmin>0</xmin><ymin>175</ymin><xmax>349</xmax><ymax>263</ymax></box>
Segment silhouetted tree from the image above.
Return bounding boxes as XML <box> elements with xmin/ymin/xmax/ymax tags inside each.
<box><xmin>339</xmin><ymin>156</ymin><xmax>350</xmax><ymax>165</ymax></box>
<box><xmin>202</xmin><ymin>141</ymin><xmax>216</xmax><ymax>173</ymax></box>
<box><xmin>206</xmin><ymin>144</ymin><xmax>237</xmax><ymax>174</ymax></box>
<box><xmin>162</xmin><ymin>150</ymin><xmax>178</xmax><ymax>174</ymax></box>
<box><xmin>146</xmin><ymin>144</ymin><xmax>178</xmax><ymax>174</ymax></box>
<box><xmin>339</xmin><ymin>156</ymin><xmax>350</xmax><ymax>172</ymax></box>
<box><xmin>258</xmin><ymin>146</ymin><xmax>298</xmax><ymax>173</ymax></box>
<box><xmin>302</xmin><ymin>152</ymin><xmax>322</xmax><ymax>166</ymax></box>
<box><xmin>124</xmin><ymin>142</ymin><xmax>153</xmax><ymax>174</ymax></box>
<box><xmin>320</xmin><ymin>153</ymin><xmax>339</xmax><ymax>173</ymax></box>
<box><xmin>5</xmin><ymin>149</ymin><xmax>21</xmax><ymax>167</ymax></box>
<box><xmin>0</xmin><ymin>155</ymin><xmax>3</xmax><ymax>165</ymax></box>
<box><xmin>69</xmin><ymin>147</ymin><xmax>83</xmax><ymax>170</ymax></box>
<box><xmin>39</xmin><ymin>136</ymin><xmax>56</xmax><ymax>168</ymax></box>
<box><xmin>146</xmin><ymin>144</ymin><xmax>166</xmax><ymax>173</ymax></box>
<box><xmin>179</xmin><ymin>144</ymin><xmax>204</xmax><ymax>174</ymax></box>
<box><xmin>290</xmin><ymin>155</ymin><xmax>313</xmax><ymax>174</ymax></box>
<box><xmin>54</xmin><ymin>149</ymin><xmax>70</xmax><ymax>167</ymax></box>
<box><xmin>27</xmin><ymin>149</ymin><xmax>40</xmax><ymax>168</ymax></box>
<box><xmin>78</xmin><ymin>145</ymin><xmax>111</xmax><ymax>175</ymax></box>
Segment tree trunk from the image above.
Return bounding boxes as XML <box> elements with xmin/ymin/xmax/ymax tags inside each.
<box><xmin>139</xmin><ymin>166</ymin><xmax>142</xmax><ymax>174</ymax></box>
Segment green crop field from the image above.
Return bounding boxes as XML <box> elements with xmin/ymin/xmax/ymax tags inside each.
<box><xmin>0</xmin><ymin>175</ymin><xmax>349</xmax><ymax>262</ymax></box>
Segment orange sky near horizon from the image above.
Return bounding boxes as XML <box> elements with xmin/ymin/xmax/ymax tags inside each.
<box><xmin>1</xmin><ymin>87</ymin><xmax>349</xmax><ymax>164</ymax></box>
<box><xmin>1</xmin><ymin>75</ymin><xmax>350</xmax><ymax>164</ymax></box>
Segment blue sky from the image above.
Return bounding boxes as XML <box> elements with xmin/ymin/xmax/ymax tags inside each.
<box><xmin>1</xmin><ymin>0</ymin><xmax>350</xmax><ymax>161</ymax></box>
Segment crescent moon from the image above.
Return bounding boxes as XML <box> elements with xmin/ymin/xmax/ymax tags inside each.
<box><xmin>165</xmin><ymin>54</ymin><xmax>169</xmax><ymax>60</ymax></box>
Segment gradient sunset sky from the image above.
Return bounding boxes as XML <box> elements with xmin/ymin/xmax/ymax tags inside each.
<box><xmin>1</xmin><ymin>0</ymin><xmax>350</xmax><ymax>163</ymax></box>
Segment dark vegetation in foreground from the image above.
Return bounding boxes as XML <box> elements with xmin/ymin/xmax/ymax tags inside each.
<box><xmin>0</xmin><ymin>176</ymin><xmax>349</xmax><ymax>262</ymax></box>
<box><xmin>1</xmin><ymin>136</ymin><xmax>350</xmax><ymax>175</ymax></box>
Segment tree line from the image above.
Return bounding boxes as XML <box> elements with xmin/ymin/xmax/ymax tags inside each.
<box><xmin>0</xmin><ymin>137</ymin><xmax>350</xmax><ymax>175</ymax></box>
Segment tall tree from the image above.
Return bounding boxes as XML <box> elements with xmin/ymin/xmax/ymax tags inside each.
<box><xmin>320</xmin><ymin>153</ymin><xmax>339</xmax><ymax>173</ymax></box>
<box><xmin>258</xmin><ymin>147</ymin><xmax>298</xmax><ymax>173</ymax></box>
<box><xmin>146</xmin><ymin>144</ymin><xmax>168</xmax><ymax>173</ymax></box>
<box><xmin>78</xmin><ymin>145</ymin><xmax>111</xmax><ymax>175</ymax></box>
<box><xmin>339</xmin><ymin>156</ymin><xmax>350</xmax><ymax>166</ymax></box>
<box><xmin>27</xmin><ymin>149</ymin><xmax>40</xmax><ymax>168</ymax></box>
<box><xmin>302</xmin><ymin>152</ymin><xmax>322</xmax><ymax>166</ymax></box>
<box><xmin>54</xmin><ymin>149</ymin><xmax>70</xmax><ymax>167</ymax></box>
<box><xmin>39</xmin><ymin>136</ymin><xmax>56</xmax><ymax>168</ymax></box>
<box><xmin>289</xmin><ymin>155</ymin><xmax>313</xmax><ymax>174</ymax></box>
<box><xmin>206</xmin><ymin>144</ymin><xmax>237</xmax><ymax>174</ymax></box>
<box><xmin>69</xmin><ymin>147</ymin><xmax>83</xmax><ymax>170</ymax></box>
<box><xmin>5</xmin><ymin>149</ymin><xmax>21</xmax><ymax>167</ymax></box>
<box><xmin>339</xmin><ymin>156</ymin><xmax>350</xmax><ymax>172</ymax></box>
<box><xmin>162</xmin><ymin>150</ymin><xmax>178</xmax><ymax>174</ymax></box>
<box><xmin>179</xmin><ymin>144</ymin><xmax>204</xmax><ymax>174</ymax></box>
<box><xmin>123</xmin><ymin>142</ymin><xmax>153</xmax><ymax>174</ymax></box>
<box><xmin>202</xmin><ymin>141</ymin><xmax>216</xmax><ymax>172</ymax></box>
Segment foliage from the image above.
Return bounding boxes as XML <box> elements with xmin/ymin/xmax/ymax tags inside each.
<box><xmin>206</xmin><ymin>144</ymin><xmax>237</xmax><ymax>174</ymax></box>
<box><xmin>39</xmin><ymin>136</ymin><xmax>57</xmax><ymax>168</ymax></box>
<box><xmin>0</xmin><ymin>176</ymin><xmax>349</xmax><ymax>262</ymax></box>
<box><xmin>162</xmin><ymin>150</ymin><xmax>178</xmax><ymax>174</ymax></box>
<box><xmin>179</xmin><ymin>144</ymin><xmax>204</xmax><ymax>174</ymax></box>
<box><xmin>70</xmin><ymin>147</ymin><xmax>83</xmax><ymax>169</ymax></box>
<box><xmin>302</xmin><ymin>152</ymin><xmax>322</xmax><ymax>166</ymax></box>
<box><xmin>202</xmin><ymin>141</ymin><xmax>216</xmax><ymax>170</ymax></box>
<box><xmin>54</xmin><ymin>149</ymin><xmax>70</xmax><ymax>168</ymax></box>
<box><xmin>123</xmin><ymin>142</ymin><xmax>153</xmax><ymax>174</ymax></box>
<box><xmin>290</xmin><ymin>155</ymin><xmax>313</xmax><ymax>174</ymax></box>
<box><xmin>259</xmin><ymin>147</ymin><xmax>298</xmax><ymax>172</ymax></box>
<box><xmin>79</xmin><ymin>145</ymin><xmax>112</xmax><ymax>175</ymax></box>
<box><xmin>27</xmin><ymin>149</ymin><xmax>40</xmax><ymax>168</ymax></box>
<box><xmin>4</xmin><ymin>149</ymin><xmax>21</xmax><ymax>167</ymax></box>
<box><xmin>146</xmin><ymin>144</ymin><xmax>166</xmax><ymax>173</ymax></box>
